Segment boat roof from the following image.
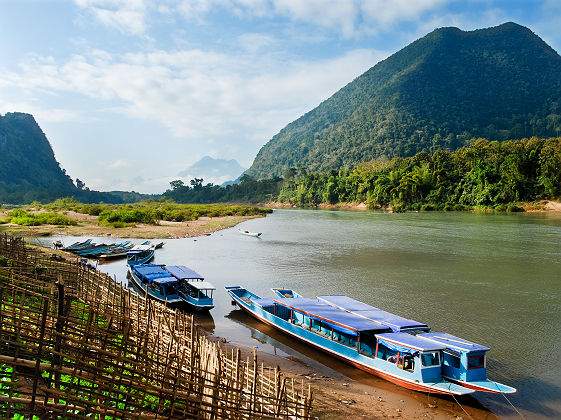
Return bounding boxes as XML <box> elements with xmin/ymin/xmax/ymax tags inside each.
<box><xmin>127</xmin><ymin>244</ymin><xmax>154</xmax><ymax>254</ymax></box>
<box><xmin>165</xmin><ymin>265</ymin><xmax>204</xmax><ymax>280</ymax></box>
<box><xmin>317</xmin><ymin>295</ymin><xmax>429</xmax><ymax>332</ymax></box>
<box><xmin>274</xmin><ymin>298</ymin><xmax>391</xmax><ymax>333</ymax></box>
<box><xmin>133</xmin><ymin>264</ymin><xmax>177</xmax><ymax>283</ymax></box>
<box><xmin>252</xmin><ymin>298</ymin><xmax>277</xmax><ymax>307</ymax></box>
<box><xmin>419</xmin><ymin>333</ymin><xmax>490</xmax><ymax>353</ymax></box>
<box><xmin>376</xmin><ymin>332</ymin><xmax>446</xmax><ymax>352</ymax></box>
<box><xmin>188</xmin><ymin>281</ymin><xmax>216</xmax><ymax>290</ymax></box>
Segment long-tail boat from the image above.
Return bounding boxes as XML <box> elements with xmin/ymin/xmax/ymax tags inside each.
<box><xmin>274</xmin><ymin>289</ymin><xmax>516</xmax><ymax>394</ymax></box>
<box><xmin>226</xmin><ymin>286</ymin><xmax>473</xmax><ymax>395</ymax></box>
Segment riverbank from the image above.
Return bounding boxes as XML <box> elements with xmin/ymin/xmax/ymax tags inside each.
<box><xmin>265</xmin><ymin>200</ymin><xmax>561</xmax><ymax>213</ymax></box>
<box><xmin>0</xmin><ymin>210</ymin><xmax>265</xmax><ymax>238</ymax></box>
<box><xmin>210</xmin><ymin>336</ymin><xmax>495</xmax><ymax>420</ymax></box>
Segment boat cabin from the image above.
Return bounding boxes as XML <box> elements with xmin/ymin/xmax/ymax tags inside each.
<box><xmin>375</xmin><ymin>332</ymin><xmax>446</xmax><ymax>383</ymax></box>
<box><xmin>131</xmin><ymin>264</ymin><xmax>181</xmax><ymax>303</ymax></box>
<box><xmin>165</xmin><ymin>265</ymin><xmax>216</xmax><ymax>309</ymax></box>
<box><xmin>419</xmin><ymin>332</ymin><xmax>490</xmax><ymax>382</ymax></box>
<box><xmin>317</xmin><ymin>295</ymin><xmax>430</xmax><ymax>334</ymax></box>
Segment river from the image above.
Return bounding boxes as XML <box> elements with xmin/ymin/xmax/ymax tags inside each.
<box><xmin>40</xmin><ymin>209</ymin><xmax>561</xmax><ymax>419</ymax></box>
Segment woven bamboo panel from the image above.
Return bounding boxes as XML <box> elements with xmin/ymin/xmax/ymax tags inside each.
<box><xmin>0</xmin><ymin>234</ymin><xmax>312</xmax><ymax>419</ymax></box>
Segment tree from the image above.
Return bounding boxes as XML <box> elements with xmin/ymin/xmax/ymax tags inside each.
<box><xmin>169</xmin><ymin>180</ymin><xmax>185</xmax><ymax>191</ymax></box>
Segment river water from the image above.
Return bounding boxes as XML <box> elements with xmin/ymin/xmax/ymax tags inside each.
<box><xmin>40</xmin><ymin>209</ymin><xmax>561</xmax><ymax>419</ymax></box>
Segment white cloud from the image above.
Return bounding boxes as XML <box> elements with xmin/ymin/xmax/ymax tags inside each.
<box><xmin>107</xmin><ymin>159</ymin><xmax>133</xmax><ymax>169</ymax></box>
<box><xmin>1</xmin><ymin>46</ymin><xmax>386</xmax><ymax>149</ymax></box>
<box><xmin>75</xmin><ymin>0</ymin><xmax>148</xmax><ymax>35</ymax></box>
<box><xmin>75</xmin><ymin>0</ymin><xmax>453</xmax><ymax>38</ymax></box>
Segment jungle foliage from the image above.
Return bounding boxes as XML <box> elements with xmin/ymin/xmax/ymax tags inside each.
<box><xmin>165</xmin><ymin>137</ymin><xmax>561</xmax><ymax>211</ymax></box>
<box><xmin>276</xmin><ymin>137</ymin><xmax>561</xmax><ymax>211</ymax></box>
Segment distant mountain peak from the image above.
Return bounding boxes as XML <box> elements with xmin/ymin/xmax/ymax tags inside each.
<box><xmin>246</xmin><ymin>22</ymin><xmax>561</xmax><ymax>179</ymax></box>
<box><xmin>178</xmin><ymin>156</ymin><xmax>246</xmax><ymax>185</ymax></box>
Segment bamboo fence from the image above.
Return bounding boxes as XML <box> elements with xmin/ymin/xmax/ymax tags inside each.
<box><xmin>0</xmin><ymin>234</ymin><xmax>312</xmax><ymax>418</ymax></box>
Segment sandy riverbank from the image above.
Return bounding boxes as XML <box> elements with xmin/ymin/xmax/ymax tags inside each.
<box><xmin>208</xmin><ymin>335</ymin><xmax>499</xmax><ymax>420</ymax></box>
<box><xmin>0</xmin><ymin>210</ymin><xmax>264</xmax><ymax>239</ymax></box>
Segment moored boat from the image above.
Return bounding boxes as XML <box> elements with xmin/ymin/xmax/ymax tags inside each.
<box><xmin>128</xmin><ymin>264</ymin><xmax>183</xmax><ymax>304</ymax></box>
<box><xmin>126</xmin><ymin>244</ymin><xmax>155</xmax><ymax>266</ymax></box>
<box><xmin>279</xmin><ymin>289</ymin><xmax>516</xmax><ymax>394</ymax></box>
<box><xmin>165</xmin><ymin>265</ymin><xmax>215</xmax><ymax>311</ymax></box>
<box><xmin>238</xmin><ymin>229</ymin><xmax>262</xmax><ymax>237</ymax></box>
<box><xmin>226</xmin><ymin>286</ymin><xmax>473</xmax><ymax>395</ymax></box>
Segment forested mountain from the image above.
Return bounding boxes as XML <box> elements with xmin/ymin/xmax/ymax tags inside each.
<box><xmin>0</xmin><ymin>112</ymin><xmax>155</xmax><ymax>204</ymax></box>
<box><xmin>0</xmin><ymin>112</ymin><xmax>77</xmax><ymax>203</ymax></box>
<box><xmin>247</xmin><ymin>22</ymin><xmax>561</xmax><ymax>179</ymax></box>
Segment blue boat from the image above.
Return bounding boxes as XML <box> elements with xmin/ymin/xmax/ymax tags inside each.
<box><xmin>128</xmin><ymin>264</ymin><xmax>183</xmax><ymax>304</ymax></box>
<box><xmin>126</xmin><ymin>244</ymin><xmax>155</xmax><ymax>266</ymax></box>
<box><xmin>62</xmin><ymin>238</ymin><xmax>92</xmax><ymax>251</ymax></box>
<box><xmin>129</xmin><ymin>264</ymin><xmax>215</xmax><ymax>310</ymax></box>
<box><xmin>165</xmin><ymin>265</ymin><xmax>216</xmax><ymax>311</ymax></box>
<box><xmin>226</xmin><ymin>286</ymin><xmax>473</xmax><ymax>395</ymax></box>
<box><xmin>289</xmin><ymin>291</ymin><xmax>515</xmax><ymax>394</ymax></box>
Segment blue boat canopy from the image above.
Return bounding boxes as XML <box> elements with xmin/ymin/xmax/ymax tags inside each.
<box><xmin>165</xmin><ymin>265</ymin><xmax>204</xmax><ymax>280</ymax></box>
<box><xmin>318</xmin><ymin>295</ymin><xmax>429</xmax><ymax>332</ymax></box>
<box><xmin>152</xmin><ymin>277</ymin><xmax>179</xmax><ymax>285</ymax></box>
<box><xmin>252</xmin><ymin>298</ymin><xmax>277</xmax><ymax>307</ymax></box>
<box><xmin>419</xmin><ymin>333</ymin><xmax>490</xmax><ymax>353</ymax></box>
<box><xmin>133</xmin><ymin>264</ymin><xmax>176</xmax><ymax>284</ymax></box>
<box><xmin>376</xmin><ymin>332</ymin><xmax>446</xmax><ymax>354</ymax></box>
<box><xmin>274</xmin><ymin>298</ymin><xmax>391</xmax><ymax>336</ymax></box>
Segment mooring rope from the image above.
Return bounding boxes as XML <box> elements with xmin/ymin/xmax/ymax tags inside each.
<box><xmin>451</xmin><ymin>392</ymin><xmax>474</xmax><ymax>420</ymax></box>
<box><xmin>492</xmin><ymin>382</ymin><xmax>526</xmax><ymax>420</ymax></box>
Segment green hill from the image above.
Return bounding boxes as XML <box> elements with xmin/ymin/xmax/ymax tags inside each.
<box><xmin>247</xmin><ymin>22</ymin><xmax>561</xmax><ymax>179</ymax></box>
<box><xmin>0</xmin><ymin>112</ymin><xmax>78</xmax><ymax>203</ymax></box>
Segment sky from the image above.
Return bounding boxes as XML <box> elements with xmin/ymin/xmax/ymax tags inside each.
<box><xmin>1</xmin><ymin>0</ymin><xmax>560</xmax><ymax>193</ymax></box>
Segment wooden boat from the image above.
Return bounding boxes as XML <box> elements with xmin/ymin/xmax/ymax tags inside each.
<box><xmin>238</xmin><ymin>229</ymin><xmax>262</xmax><ymax>237</ymax></box>
<box><xmin>165</xmin><ymin>265</ymin><xmax>215</xmax><ymax>310</ymax></box>
<box><xmin>128</xmin><ymin>264</ymin><xmax>183</xmax><ymax>304</ymax></box>
<box><xmin>284</xmin><ymin>291</ymin><xmax>515</xmax><ymax>394</ymax></box>
<box><xmin>126</xmin><ymin>244</ymin><xmax>155</xmax><ymax>266</ymax></box>
<box><xmin>128</xmin><ymin>264</ymin><xmax>215</xmax><ymax>310</ymax></box>
<box><xmin>226</xmin><ymin>286</ymin><xmax>473</xmax><ymax>395</ymax></box>
<box><xmin>62</xmin><ymin>239</ymin><xmax>93</xmax><ymax>251</ymax></box>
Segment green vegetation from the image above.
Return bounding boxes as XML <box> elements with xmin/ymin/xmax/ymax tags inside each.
<box><xmin>276</xmin><ymin>137</ymin><xmax>561</xmax><ymax>211</ymax></box>
<box><xmin>6</xmin><ymin>209</ymin><xmax>77</xmax><ymax>226</ymax></box>
<box><xmin>164</xmin><ymin>175</ymin><xmax>282</xmax><ymax>204</ymax></box>
<box><xmin>246</xmin><ymin>23</ymin><xmax>561</xmax><ymax>179</ymax></box>
<box><xmin>13</xmin><ymin>198</ymin><xmax>272</xmax><ymax>227</ymax></box>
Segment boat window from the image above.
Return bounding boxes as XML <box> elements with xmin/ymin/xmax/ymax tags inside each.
<box><xmin>421</xmin><ymin>352</ymin><xmax>440</xmax><ymax>367</ymax></box>
<box><xmin>468</xmin><ymin>355</ymin><xmax>485</xmax><ymax>369</ymax></box>
<box><xmin>443</xmin><ymin>351</ymin><xmax>461</xmax><ymax>369</ymax></box>
<box><xmin>400</xmin><ymin>355</ymin><xmax>414</xmax><ymax>372</ymax></box>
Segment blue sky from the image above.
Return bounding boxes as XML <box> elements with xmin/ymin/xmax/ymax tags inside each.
<box><xmin>1</xmin><ymin>0</ymin><xmax>560</xmax><ymax>193</ymax></box>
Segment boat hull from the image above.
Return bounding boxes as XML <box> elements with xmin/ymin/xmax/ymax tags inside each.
<box><xmin>444</xmin><ymin>377</ymin><xmax>516</xmax><ymax>393</ymax></box>
<box><xmin>227</xmin><ymin>288</ymin><xmax>472</xmax><ymax>396</ymax></box>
